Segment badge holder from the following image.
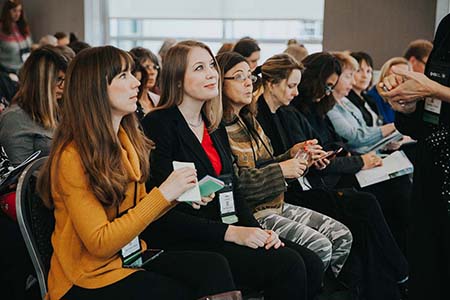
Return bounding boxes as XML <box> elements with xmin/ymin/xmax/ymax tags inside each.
<box><xmin>217</xmin><ymin>174</ymin><xmax>238</xmax><ymax>224</ymax></box>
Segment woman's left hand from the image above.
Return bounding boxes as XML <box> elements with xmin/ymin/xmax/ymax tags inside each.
<box><xmin>264</xmin><ymin>230</ymin><xmax>285</xmax><ymax>250</ymax></box>
<box><xmin>191</xmin><ymin>193</ymin><xmax>215</xmax><ymax>210</ymax></box>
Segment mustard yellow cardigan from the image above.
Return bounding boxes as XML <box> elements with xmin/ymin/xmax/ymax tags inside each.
<box><xmin>47</xmin><ymin>127</ymin><xmax>174</xmax><ymax>300</ymax></box>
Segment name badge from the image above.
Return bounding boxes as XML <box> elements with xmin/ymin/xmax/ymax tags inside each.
<box><xmin>424</xmin><ymin>97</ymin><xmax>442</xmax><ymax>114</ymax></box>
<box><xmin>298</xmin><ymin>176</ymin><xmax>312</xmax><ymax>191</ymax></box>
<box><xmin>217</xmin><ymin>174</ymin><xmax>239</xmax><ymax>224</ymax></box>
<box><xmin>423</xmin><ymin>97</ymin><xmax>442</xmax><ymax>125</ymax></box>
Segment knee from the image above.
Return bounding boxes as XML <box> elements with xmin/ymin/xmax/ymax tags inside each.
<box><xmin>199</xmin><ymin>252</ymin><xmax>232</xmax><ymax>277</ymax></box>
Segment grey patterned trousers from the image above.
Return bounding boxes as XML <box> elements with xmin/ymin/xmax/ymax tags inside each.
<box><xmin>257</xmin><ymin>203</ymin><xmax>352</xmax><ymax>277</ymax></box>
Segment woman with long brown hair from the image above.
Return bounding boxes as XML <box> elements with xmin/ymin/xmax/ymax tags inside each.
<box><xmin>142</xmin><ymin>40</ymin><xmax>323</xmax><ymax>300</ymax></box>
<box><xmin>37</xmin><ymin>45</ymin><xmax>238</xmax><ymax>300</ymax></box>
<box><xmin>0</xmin><ymin>0</ymin><xmax>32</xmax><ymax>73</ymax></box>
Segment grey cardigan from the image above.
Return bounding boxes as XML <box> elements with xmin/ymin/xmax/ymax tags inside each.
<box><xmin>0</xmin><ymin>104</ymin><xmax>53</xmax><ymax>166</ymax></box>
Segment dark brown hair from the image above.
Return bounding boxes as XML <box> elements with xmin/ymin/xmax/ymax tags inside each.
<box><xmin>0</xmin><ymin>0</ymin><xmax>29</xmax><ymax>36</ymax></box>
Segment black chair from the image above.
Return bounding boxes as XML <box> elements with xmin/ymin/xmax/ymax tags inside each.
<box><xmin>15</xmin><ymin>157</ymin><xmax>53</xmax><ymax>299</ymax></box>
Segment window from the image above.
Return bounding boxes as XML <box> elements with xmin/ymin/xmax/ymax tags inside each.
<box><xmin>106</xmin><ymin>0</ymin><xmax>324</xmax><ymax>61</ymax></box>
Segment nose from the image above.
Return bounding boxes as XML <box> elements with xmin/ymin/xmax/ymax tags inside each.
<box><xmin>132</xmin><ymin>74</ymin><xmax>141</xmax><ymax>88</ymax></box>
<box><xmin>206</xmin><ymin>66</ymin><xmax>218</xmax><ymax>79</ymax></box>
<box><xmin>293</xmin><ymin>88</ymin><xmax>299</xmax><ymax>97</ymax></box>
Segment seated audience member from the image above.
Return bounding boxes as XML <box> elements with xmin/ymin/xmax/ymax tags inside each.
<box><xmin>158</xmin><ymin>38</ymin><xmax>176</xmax><ymax>63</ymax></box>
<box><xmin>217</xmin><ymin>42</ymin><xmax>234</xmax><ymax>55</ymax></box>
<box><xmin>68</xmin><ymin>40</ymin><xmax>91</xmax><ymax>54</ymax></box>
<box><xmin>327</xmin><ymin>52</ymin><xmax>397</xmax><ymax>154</ymax></box>
<box><xmin>0</xmin><ymin>45</ymin><xmax>71</xmax><ymax>300</ymax></box>
<box><xmin>130</xmin><ymin>47</ymin><xmax>161</xmax><ymax>115</ymax></box>
<box><xmin>141</xmin><ymin>40</ymin><xmax>323</xmax><ymax>300</ymax></box>
<box><xmin>367</xmin><ymin>57</ymin><xmax>411</xmax><ymax>123</ymax></box>
<box><xmin>254</xmin><ymin>52</ymin><xmax>409</xmax><ymax>300</ymax></box>
<box><xmin>307</xmin><ymin>52</ymin><xmax>412</xmax><ymax>251</ymax></box>
<box><xmin>0</xmin><ymin>45</ymin><xmax>70</xmax><ymax>165</ymax></box>
<box><xmin>37</xmin><ymin>45</ymin><xmax>240</xmax><ymax>300</ymax></box>
<box><xmin>403</xmin><ymin>39</ymin><xmax>433</xmax><ymax>73</ymax></box>
<box><xmin>129</xmin><ymin>52</ymin><xmax>149</xmax><ymax>121</ymax></box>
<box><xmin>284</xmin><ymin>44</ymin><xmax>309</xmax><ymax>63</ymax></box>
<box><xmin>54</xmin><ymin>31</ymin><xmax>69</xmax><ymax>46</ymax></box>
<box><xmin>218</xmin><ymin>51</ymin><xmax>352</xmax><ymax>279</ymax></box>
<box><xmin>233</xmin><ymin>37</ymin><xmax>261</xmax><ymax>72</ymax></box>
<box><xmin>348</xmin><ymin>52</ymin><xmax>381</xmax><ymax>126</ymax></box>
<box><xmin>38</xmin><ymin>34</ymin><xmax>57</xmax><ymax>46</ymax></box>
<box><xmin>0</xmin><ymin>0</ymin><xmax>32</xmax><ymax>74</ymax></box>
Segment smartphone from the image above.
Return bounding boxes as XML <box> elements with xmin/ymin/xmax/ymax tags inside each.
<box><xmin>316</xmin><ymin>147</ymin><xmax>343</xmax><ymax>161</ymax></box>
<box><xmin>123</xmin><ymin>249</ymin><xmax>164</xmax><ymax>269</ymax></box>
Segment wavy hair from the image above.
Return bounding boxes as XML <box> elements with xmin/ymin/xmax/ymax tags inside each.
<box><xmin>38</xmin><ymin>46</ymin><xmax>152</xmax><ymax>208</ymax></box>
<box><xmin>292</xmin><ymin>52</ymin><xmax>342</xmax><ymax>116</ymax></box>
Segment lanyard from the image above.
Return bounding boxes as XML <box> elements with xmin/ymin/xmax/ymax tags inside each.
<box><xmin>116</xmin><ymin>182</ymin><xmax>138</xmax><ymax>217</ymax></box>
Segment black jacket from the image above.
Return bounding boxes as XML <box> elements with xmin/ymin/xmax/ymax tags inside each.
<box><xmin>141</xmin><ymin>106</ymin><xmax>260</xmax><ymax>248</ymax></box>
<box><xmin>256</xmin><ymin>96</ymin><xmax>364</xmax><ymax>189</ymax></box>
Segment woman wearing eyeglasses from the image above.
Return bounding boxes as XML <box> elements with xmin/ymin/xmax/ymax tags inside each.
<box><xmin>218</xmin><ymin>52</ymin><xmax>353</xmax><ymax>288</ymax></box>
<box><xmin>129</xmin><ymin>47</ymin><xmax>161</xmax><ymax>117</ymax></box>
<box><xmin>0</xmin><ymin>45</ymin><xmax>70</xmax><ymax>299</ymax></box>
<box><xmin>0</xmin><ymin>45</ymin><xmax>70</xmax><ymax>166</ymax></box>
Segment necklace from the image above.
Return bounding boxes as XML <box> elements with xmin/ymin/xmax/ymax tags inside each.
<box><xmin>187</xmin><ymin>116</ymin><xmax>203</xmax><ymax>128</ymax></box>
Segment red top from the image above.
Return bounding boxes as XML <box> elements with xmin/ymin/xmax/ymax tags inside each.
<box><xmin>201</xmin><ymin>125</ymin><xmax>222</xmax><ymax>176</ymax></box>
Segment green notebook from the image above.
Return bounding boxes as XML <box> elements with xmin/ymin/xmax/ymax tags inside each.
<box><xmin>199</xmin><ymin>175</ymin><xmax>225</xmax><ymax>197</ymax></box>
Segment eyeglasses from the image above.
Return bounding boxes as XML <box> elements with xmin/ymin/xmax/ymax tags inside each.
<box><xmin>224</xmin><ymin>73</ymin><xmax>258</xmax><ymax>83</ymax></box>
<box><xmin>56</xmin><ymin>76</ymin><xmax>65</xmax><ymax>88</ymax></box>
<box><xmin>324</xmin><ymin>84</ymin><xmax>334</xmax><ymax>96</ymax></box>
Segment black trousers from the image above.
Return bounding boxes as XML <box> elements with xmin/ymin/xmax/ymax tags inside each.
<box><xmin>0</xmin><ymin>214</ymin><xmax>39</xmax><ymax>300</ymax></box>
<box><xmin>64</xmin><ymin>251</ymin><xmax>237</xmax><ymax>300</ymax></box>
<box><xmin>142</xmin><ymin>230</ymin><xmax>323</xmax><ymax>300</ymax></box>
<box><xmin>285</xmin><ymin>186</ymin><xmax>408</xmax><ymax>300</ymax></box>
<box><xmin>336</xmin><ymin>174</ymin><xmax>412</xmax><ymax>255</ymax></box>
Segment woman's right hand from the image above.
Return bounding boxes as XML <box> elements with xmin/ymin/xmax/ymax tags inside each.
<box><xmin>279</xmin><ymin>158</ymin><xmax>308</xmax><ymax>179</ymax></box>
<box><xmin>159</xmin><ymin>167</ymin><xmax>197</xmax><ymax>202</ymax></box>
<box><xmin>224</xmin><ymin>225</ymin><xmax>270</xmax><ymax>249</ymax></box>
<box><xmin>361</xmin><ymin>152</ymin><xmax>383</xmax><ymax>170</ymax></box>
<box><xmin>380</xmin><ymin>123</ymin><xmax>396</xmax><ymax>137</ymax></box>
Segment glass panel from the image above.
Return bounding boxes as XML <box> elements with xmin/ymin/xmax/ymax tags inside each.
<box><xmin>142</xmin><ymin>20</ymin><xmax>223</xmax><ymax>39</ymax></box>
<box><xmin>117</xmin><ymin>19</ymin><xmax>140</xmax><ymax>36</ymax></box>
<box><xmin>141</xmin><ymin>40</ymin><xmax>164</xmax><ymax>54</ymax></box>
<box><xmin>110</xmin><ymin>19</ymin><xmax>118</xmax><ymax>36</ymax></box>
<box><xmin>117</xmin><ymin>39</ymin><xmax>136</xmax><ymax>51</ymax></box>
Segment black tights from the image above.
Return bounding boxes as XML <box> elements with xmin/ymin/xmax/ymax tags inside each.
<box><xmin>64</xmin><ymin>251</ymin><xmax>236</xmax><ymax>300</ymax></box>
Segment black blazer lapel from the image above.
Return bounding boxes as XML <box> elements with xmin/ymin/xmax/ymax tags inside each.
<box><xmin>172</xmin><ymin>107</ymin><xmax>216</xmax><ymax>175</ymax></box>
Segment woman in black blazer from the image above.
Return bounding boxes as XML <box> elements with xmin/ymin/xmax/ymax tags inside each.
<box><xmin>141</xmin><ymin>40</ymin><xmax>323</xmax><ymax>300</ymax></box>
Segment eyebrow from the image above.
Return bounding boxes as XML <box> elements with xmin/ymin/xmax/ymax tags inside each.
<box><xmin>231</xmin><ymin>68</ymin><xmax>249</xmax><ymax>75</ymax></box>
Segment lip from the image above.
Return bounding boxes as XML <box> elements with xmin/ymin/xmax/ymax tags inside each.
<box><xmin>204</xmin><ymin>82</ymin><xmax>217</xmax><ymax>89</ymax></box>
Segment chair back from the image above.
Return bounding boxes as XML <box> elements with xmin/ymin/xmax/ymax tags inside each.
<box><xmin>16</xmin><ymin>157</ymin><xmax>53</xmax><ymax>299</ymax></box>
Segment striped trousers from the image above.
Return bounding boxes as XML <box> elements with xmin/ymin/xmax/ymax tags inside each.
<box><xmin>257</xmin><ymin>203</ymin><xmax>352</xmax><ymax>277</ymax></box>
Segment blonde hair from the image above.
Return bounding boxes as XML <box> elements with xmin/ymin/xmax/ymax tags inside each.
<box><xmin>283</xmin><ymin>44</ymin><xmax>309</xmax><ymax>64</ymax></box>
<box><xmin>157</xmin><ymin>40</ymin><xmax>222</xmax><ymax>131</ymax></box>
<box><xmin>377</xmin><ymin>57</ymin><xmax>411</xmax><ymax>85</ymax></box>
<box><xmin>332</xmin><ymin>51</ymin><xmax>359</xmax><ymax>71</ymax></box>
